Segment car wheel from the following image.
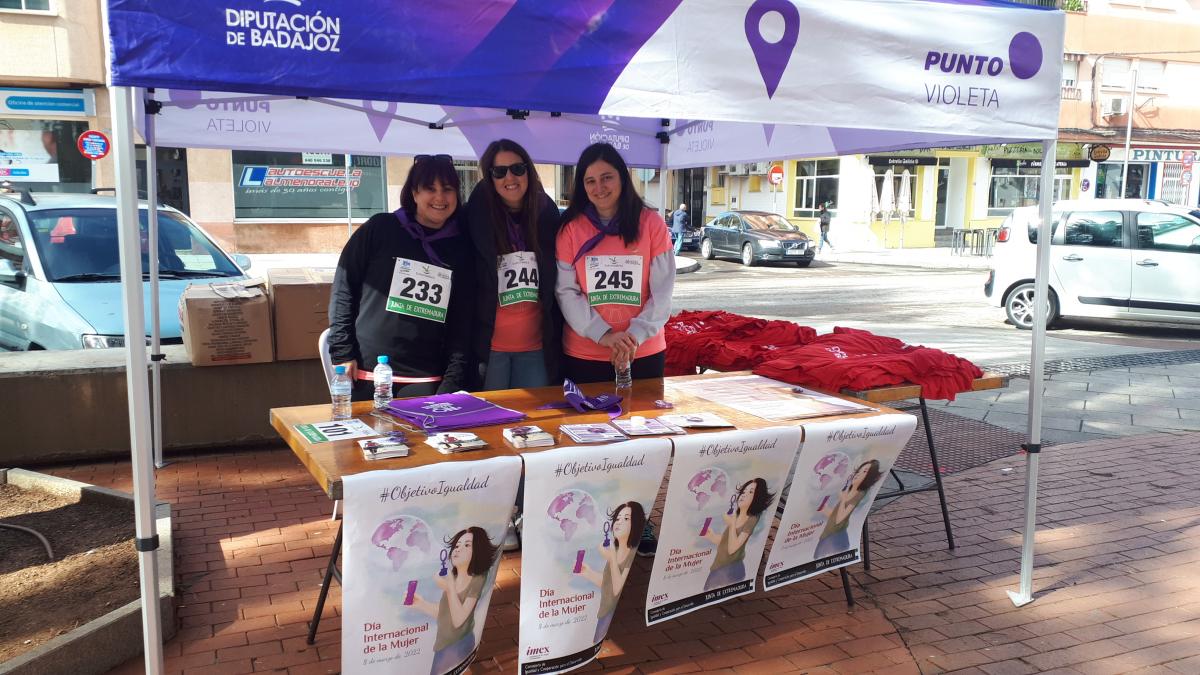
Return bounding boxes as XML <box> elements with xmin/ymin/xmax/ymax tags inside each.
<box><xmin>1005</xmin><ymin>283</ymin><xmax>1059</xmax><ymax>330</ymax></box>
<box><xmin>700</xmin><ymin>238</ymin><xmax>715</xmax><ymax>260</ymax></box>
<box><xmin>795</xmin><ymin>260</ymin><xmax>812</xmax><ymax>268</ymax></box>
<box><xmin>741</xmin><ymin>243</ymin><xmax>757</xmax><ymax>267</ymax></box>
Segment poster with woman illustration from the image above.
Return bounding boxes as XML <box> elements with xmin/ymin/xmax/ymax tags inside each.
<box><xmin>518</xmin><ymin>439</ymin><xmax>671</xmax><ymax>675</ymax></box>
<box><xmin>341</xmin><ymin>456</ymin><xmax>522</xmax><ymax>675</ymax></box>
<box><xmin>762</xmin><ymin>414</ymin><xmax>916</xmax><ymax>591</ymax></box>
<box><xmin>644</xmin><ymin>427</ymin><xmax>801</xmax><ymax>625</ymax></box>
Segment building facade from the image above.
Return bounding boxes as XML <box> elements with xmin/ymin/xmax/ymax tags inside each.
<box><xmin>694</xmin><ymin>0</ymin><xmax>1200</xmax><ymax>248</ymax></box>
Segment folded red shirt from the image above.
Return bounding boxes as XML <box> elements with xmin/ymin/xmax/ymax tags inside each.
<box><xmin>665</xmin><ymin>310</ymin><xmax>816</xmax><ymax>376</ymax></box>
<box><xmin>752</xmin><ymin>326</ymin><xmax>982</xmax><ymax>400</ymax></box>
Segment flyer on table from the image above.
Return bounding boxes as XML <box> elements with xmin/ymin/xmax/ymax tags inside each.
<box><xmin>644</xmin><ymin>427</ymin><xmax>801</xmax><ymax>625</ymax></box>
<box><xmin>341</xmin><ymin>457</ymin><xmax>522</xmax><ymax>675</ymax></box>
<box><xmin>519</xmin><ymin>440</ymin><xmax>672</xmax><ymax>675</ymax></box>
<box><xmin>762</xmin><ymin>414</ymin><xmax>917</xmax><ymax>591</ymax></box>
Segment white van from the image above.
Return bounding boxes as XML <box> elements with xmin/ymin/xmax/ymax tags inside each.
<box><xmin>984</xmin><ymin>199</ymin><xmax>1200</xmax><ymax>329</ymax></box>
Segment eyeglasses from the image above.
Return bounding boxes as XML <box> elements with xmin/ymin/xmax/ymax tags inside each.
<box><xmin>489</xmin><ymin>162</ymin><xmax>528</xmax><ymax>179</ymax></box>
<box><xmin>414</xmin><ymin>154</ymin><xmax>453</xmax><ymax>164</ymax></box>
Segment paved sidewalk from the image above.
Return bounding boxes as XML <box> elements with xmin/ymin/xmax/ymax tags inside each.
<box><xmin>937</xmin><ymin>362</ymin><xmax>1200</xmax><ymax>445</ymax></box>
<box><xmin>810</xmin><ymin>247</ymin><xmax>993</xmax><ymax>271</ymax></box>
<box><xmin>21</xmin><ymin>423</ymin><xmax>1189</xmax><ymax>674</ymax></box>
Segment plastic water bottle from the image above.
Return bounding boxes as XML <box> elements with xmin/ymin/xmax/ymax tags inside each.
<box><xmin>615</xmin><ymin>361</ymin><xmax>633</xmax><ymax>390</ymax></box>
<box><xmin>373</xmin><ymin>355</ymin><xmax>393</xmax><ymax>409</ymax></box>
<box><xmin>330</xmin><ymin>365</ymin><xmax>353</xmax><ymax>421</ymax></box>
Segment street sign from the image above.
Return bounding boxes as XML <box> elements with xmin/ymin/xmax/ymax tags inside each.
<box><xmin>76</xmin><ymin>130</ymin><xmax>110</xmax><ymax>160</ymax></box>
<box><xmin>767</xmin><ymin>164</ymin><xmax>784</xmax><ymax>185</ymax></box>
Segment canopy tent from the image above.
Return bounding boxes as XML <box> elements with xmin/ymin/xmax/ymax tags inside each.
<box><xmin>102</xmin><ymin>1</ymin><xmax>1066</xmax><ymax>672</ymax></box>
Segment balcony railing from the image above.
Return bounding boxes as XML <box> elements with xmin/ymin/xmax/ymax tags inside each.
<box><xmin>1061</xmin><ymin>86</ymin><xmax>1082</xmax><ymax>100</ymax></box>
<box><xmin>1011</xmin><ymin>0</ymin><xmax>1087</xmax><ymax>9</ymax></box>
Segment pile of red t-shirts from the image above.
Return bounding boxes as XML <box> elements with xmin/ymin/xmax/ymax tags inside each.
<box><xmin>664</xmin><ymin>310</ymin><xmax>816</xmax><ymax>376</ymax></box>
<box><xmin>664</xmin><ymin>312</ymin><xmax>983</xmax><ymax>400</ymax></box>
<box><xmin>751</xmin><ymin>326</ymin><xmax>983</xmax><ymax>401</ymax></box>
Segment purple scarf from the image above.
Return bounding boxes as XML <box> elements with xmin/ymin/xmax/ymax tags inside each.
<box><xmin>505</xmin><ymin>211</ymin><xmax>526</xmax><ymax>252</ymax></box>
<box><xmin>572</xmin><ymin>205</ymin><xmax>621</xmax><ymax>264</ymax></box>
<box><xmin>394</xmin><ymin>208</ymin><xmax>459</xmax><ymax>268</ymax></box>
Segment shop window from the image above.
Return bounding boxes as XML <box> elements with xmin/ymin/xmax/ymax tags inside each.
<box><xmin>0</xmin><ymin>0</ymin><xmax>52</xmax><ymax>11</ymax></box>
<box><xmin>557</xmin><ymin>165</ymin><xmax>575</xmax><ymax>207</ymax></box>
<box><xmin>454</xmin><ymin>160</ymin><xmax>480</xmax><ymax>201</ymax></box>
<box><xmin>0</xmin><ymin>119</ymin><xmax>92</xmax><ymax>192</ymax></box>
<box><xmin>1095</xmin><ymin>162</ymin><xmax>1149</xmax><ymax>200</ymax></box>
<box><xmin>792</xmin><ymin>159</ymin><xmax>839</xmax><ymax>217</ymax></box>
<box><xmin>987</xmin><ymin>165</ymin><xmax>1070</xmax><ymax>216</ymax></box>
<box><xmin>232</xmin><ymin>151</ymin><xmax>387</xmax><ymax>220</ymax></box>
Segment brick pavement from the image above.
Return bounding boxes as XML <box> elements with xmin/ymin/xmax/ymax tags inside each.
<box><xmin>33</xmin><ymin>429</ymin><xmax>1199</xmax><ymax>674</ymax></box>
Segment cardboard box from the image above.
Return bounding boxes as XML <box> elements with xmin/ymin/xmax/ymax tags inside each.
<box><xmin>268</xmin><ymin>267</ymin><xmax>335</xmax><ymax>361</ymax></box>
<box><xmin>179</xmin><ymin>279</ymin><xmax>274</xmax><ymax>366</ymax></box>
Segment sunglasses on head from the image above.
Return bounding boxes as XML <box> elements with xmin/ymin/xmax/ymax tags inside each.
<box><xmin>414</xmin><ymin>153</ymin><xmax>453</xmax><ymax>165</ymax></box>
<box><xmin>489</xmin><ymin>162</ymin><xmax>528</xmax><ymax>179</ymax></box>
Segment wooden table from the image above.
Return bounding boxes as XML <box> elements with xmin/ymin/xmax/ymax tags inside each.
<box><xmin>270</xmin><ymin>372</ymin><xmax>907</xmax><ymax>643</ymax></box>
<box><xmin>269</xmin><ymin>371</ymin><xmax>902</xmax><ymax>501</ymax></box>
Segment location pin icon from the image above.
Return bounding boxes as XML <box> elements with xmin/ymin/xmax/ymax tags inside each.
<box><xmin>744</xmin><ymin>0</ymin><xmax>801</xmax><ymax>99</ymax></box>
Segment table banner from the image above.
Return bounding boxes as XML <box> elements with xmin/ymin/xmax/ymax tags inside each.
<box><xmin>341</xmin><ymin>456</ymin><xmax>522</xmax><ymax>675</ymax></box>
<box><xmin>644</xmin><ymin>427</ymin><xmax>801</xmax><ymax>625</ymax></box>
<box><xmin>518</xmin><ymin>440</ymin><xmax>672</xmax><ymax>675</ymax></box>
<box><xmin>762</xmin><ymin>414</ymin><xmax>917</xmax><ymax>591</ymax></box>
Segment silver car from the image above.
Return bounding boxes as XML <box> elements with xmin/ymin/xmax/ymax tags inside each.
<box><xmin>0</xmin><ymin>189</ymin><xmax>248</xmax><ymax>350</ymax></box>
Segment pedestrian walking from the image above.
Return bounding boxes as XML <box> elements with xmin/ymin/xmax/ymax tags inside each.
<box><xmin>817</xmin><ymin>203</ymin><xmax>833</xmax><ymax>253</ymax></box>
<box><xmin>670</xmin><ymin>203</ymin><xmax>689</xmax><ymax>255</ymax></box>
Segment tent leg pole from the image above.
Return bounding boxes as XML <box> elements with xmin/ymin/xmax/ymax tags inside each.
<box><xmin>145</xmin><ymin>98</ymin><xmax>167</xmax><ymax>469</ymax></box>
<box><xmin>1008</xmin><ymin>139</ymin><xmax>1055</xmax><ymax>608</ymax></box>
<box><xmin>112</xmin><ymin>84</ymin><xmax>165</xmax><ymax>675</ymax></box>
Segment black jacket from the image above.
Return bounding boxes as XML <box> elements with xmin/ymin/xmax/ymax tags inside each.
<box><xmin>328</xmin><ymin>211</ymin><xmax>474</xmax><ymax>393</ymax></box>
<box><xmin>464</xmin><ymin>184</ymin><xmax>563</xmax><ymax>387</ymax></box>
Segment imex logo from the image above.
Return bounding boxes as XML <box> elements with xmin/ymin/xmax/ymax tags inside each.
<box><xmin>923</xmin><ymin>32</ymin><xmax>1044</xmax><ymax>81</ymax></box>
<box><xmin>525</xmin><ymin>646</ymin><xmax>550</xmax><ymax>656</ymax></box>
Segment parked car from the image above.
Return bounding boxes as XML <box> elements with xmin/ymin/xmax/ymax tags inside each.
<box><xmin>700</xmin><ymin>210</ymin><xmax>816</xmax><ymax>267</ymax></box>
<box><xmin>985</xmin><ymin>198</ymin><xmax>1200</xmax><ymax>329</ymax></box>
<box><xmin>0</xmin><ymin>190</ymin><xmax>249</xmax><ymax>350</ymax></box>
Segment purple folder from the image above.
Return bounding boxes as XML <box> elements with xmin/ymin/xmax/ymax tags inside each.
<box><xmin>386</xmin><ymin>392</ymin><xmax>527</xmax><ymax>431</ymax></box>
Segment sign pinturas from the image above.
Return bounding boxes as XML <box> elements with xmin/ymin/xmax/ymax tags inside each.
<box><xmin>76</xmin><ymin>130</ymin><xmax>110</xmax><ymax>161</ymax></box>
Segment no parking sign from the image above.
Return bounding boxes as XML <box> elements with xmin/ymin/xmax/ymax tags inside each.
<box><xmin>77</xmin><ymin>130</ymin><xmax>110</xmax><ymax>160</ymax></box>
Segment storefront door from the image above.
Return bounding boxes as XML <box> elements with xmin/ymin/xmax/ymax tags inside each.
<box><xmin>1097</xmin><ymin>162</ymin><xmax>1149</xmax><ymax>199</ymax></box>
<box><xmin>935</xmin><ymin>166</ymin><xmax>949</xmax><ymax>227</ymax></box>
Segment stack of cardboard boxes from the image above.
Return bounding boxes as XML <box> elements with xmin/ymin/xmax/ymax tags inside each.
<box><xmin>179</xmin><ymin>268</ymin><xmax>335</xmax><ymax>366</ymax></box>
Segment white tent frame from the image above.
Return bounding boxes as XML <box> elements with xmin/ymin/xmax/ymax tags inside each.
<box><xmin>101</xmin><ymin>7</ymin><xmax>1065</xmax><ymax>673</ymax></box>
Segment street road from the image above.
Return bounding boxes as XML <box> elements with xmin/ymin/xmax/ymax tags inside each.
<box><xmin>671</xmin><ymin>254</ymin><xmax>1200</xmax><ymax>367</ymax></box>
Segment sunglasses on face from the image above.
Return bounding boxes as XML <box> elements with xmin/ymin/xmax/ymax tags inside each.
<box><xmin>414</xmin><ymin>153</ymin><xmax>454</xmax><ymax>165</ymax></box>
<box><xmin>489</xmin><ymin>162</ymin><xmax>528</xmax><ymax>179</ymax></box>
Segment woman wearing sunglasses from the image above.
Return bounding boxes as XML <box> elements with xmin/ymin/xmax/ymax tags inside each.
<box><xmin>555</xmin><ymin>142</ymin><xmax>675</xmax><ymax>385</ymax></box>
<box><xmin>464</xmin><ymin>139</ymin><xmax>563</xmax><ymax>390</ymax></box>
<box><xmin>328</xmin><ymin>154</ymin><xmax>474</xmax><ymax>400</ymax></box>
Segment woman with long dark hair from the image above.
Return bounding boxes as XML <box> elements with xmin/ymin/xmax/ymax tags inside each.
<box><xmin>578</xmin><ymin>501</ymin><xmax>645</xmax><ymax>643</ymax></box>
<box><xmin>328</xmin><ymin>154</ymin><xmax>473</xmax><ymax>400</ymax></box>
<box><xmin>464</xmin><ymin>139</ymin><xmax>562</xmax><ymax>390</ymax></box>
<box><xmin>814</xmin><ymin>459</ymin><xmax>883</xmax><ymax>559</ymax></box>
<box><xmin>555</xmin><ymin>142</ymin><xmax>675</xmax><ymax>384</ymax></box>
<box><xmin>701</xmin><ymin>477</ymin><xmax>774</xmax><ymax>591</ymax></box>
<box><xmin>411</xmin><ymin>526</ymin><xmax>500</xmax><ymax>674</ymax></box>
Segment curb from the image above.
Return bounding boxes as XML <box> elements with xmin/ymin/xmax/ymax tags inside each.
<box><xmin>675</xmin><ymin>256</ymin><xmax>701</xmax><ymax>274</ymax></box>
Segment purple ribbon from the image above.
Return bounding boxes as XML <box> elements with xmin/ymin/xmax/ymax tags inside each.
<box><xmin>393</xmin><ymin>208</ymin><xmax>459</xmax><ymax>268</ymax></box>
<box><xmin>572</xmin><ymin>205</ymin><xmax>621</xmax><ymax>264</ymax></box>
<box><xmin>538</xmin><ymin>379</ymin><xmax>624</xmax><ymax>419</ymax></box>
